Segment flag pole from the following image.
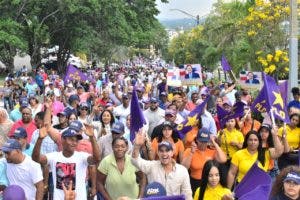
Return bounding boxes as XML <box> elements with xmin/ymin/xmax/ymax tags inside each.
<box><xmin>270</xmin><ymin>109</ymin><xmax>276</xmax><ymax>126</ymax></box>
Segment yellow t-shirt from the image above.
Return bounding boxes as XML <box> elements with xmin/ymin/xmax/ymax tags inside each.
<box><xmin>278</xmin><ymin>126</ymin><xmax>300</xmax><ymax>150</ymax></box>
<box><xmin>193</xmin><ymin>184</ymin><xmax>231</xmax><ymax>200</ymax></box>
<box><xmin>218</xmin><ymin>128</ymin><xmax>244</xmax><ymax>158</ymax></box>
<box><xmin>231</xmin><ymin>149</ymin><xmax>268</xmax><ymax>182</ymax></box>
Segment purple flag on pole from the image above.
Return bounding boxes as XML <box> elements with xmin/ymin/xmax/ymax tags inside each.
<box><xmin>279</xmin><ymin>80</ymin><xmax>288</xmax><ymax>109</ymax></box>
<box><xmin>130</xmin><ymin>88</ymin><xmax>146</xmax><ymax>142</ymax></box>
<box><xmin>221</xmin><ymin>55</ymin><xmax>232</xmax><ymax>72</ymax></box>
<box><xmin>64</xmin><ymin>64</ymin><xmax>89</xmax><ymax>84</ymax></box>
<box><xmin>217</xmin><ymin>101</ymin><xmax>246</xmax><ymax>128</ymax></box>
<box><xmin>176</xmin><ymin>97</ymin><xmax>210</xmax><ymax>138</ymax></box>
<box><xmin>250</xmin><ymin>73</ymin><xmax>289</xmax><ymax>123</ymax></box>
<box><xmin>234</xmin><ymin>162</ymin><xmax>272</xmax><ymax>199</ymax></box>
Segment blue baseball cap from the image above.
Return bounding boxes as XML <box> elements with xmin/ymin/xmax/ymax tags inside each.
<box><xmin>3</xmin><ymin>185</ymin><xmax>26</xmax><ymax>200</ymax></box>
<box><xmin>13</xmin><ymin>127</ymin><xmax>27</xmax><ymax>138</ymax></box>
<box><xmin>61</xmin><ymin>128</ymin><xmax>83</xmax><ymax>140</ymax></box>
<box><xmin>0</xmin><ymin>139</ymin><xmax>22</xmax><ymax>152</ymax></box>
<box><xmin>20</xmin><ymin>100</ymin><xmax>29</xmax><ymax>108</ymax></box>
<box><xmin>284</xmin><ymin>172</ymin><xmax>300</xmax><ymax>184</ymax></box>
<box><xmin>111</xmin><ymin>122</ymin><xmax>125</xmax><ymax>134</ymax></box>
<box><xmin>69</xmin><ymin>120</ymin><xmax>83</xmax><ymax>132</ymax></box>
<box><xmin>80</xmin><ymin>102</ymin><xmax>89</xmax><ymax>109</ymax></box>
<box><xmin>144</xmin><ymin>182</ymin><xmax>166</xmax><ymax>197</ymax></box>
<box><xmin>69</xmin><ymin>94</ymin><xmax>80</xmax><ymax>103</ymax></box>
<box><xmin>196</xmin><ymin>128</ymin><xmax>211</xmax><ymax>142</ymax></box>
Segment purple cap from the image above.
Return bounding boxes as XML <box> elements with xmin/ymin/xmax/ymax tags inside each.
<box><xmin>3</xmin><ymin>185</ymin><xmax>26</xmax><ymax>200</ymax></box>
<box><xmin>13</xmin><ymin>127</ymin><xmax>27</xmax><ymax>138</ymax></box>
<box><xmin>283</xmin><ymin>172</ymin><xmax>300</xmax><ymax>184</ymax></box>
<box><xmin>0</xmin><ymin>139</ymin><xmax>22</xmax><ymax>152</ymax></box>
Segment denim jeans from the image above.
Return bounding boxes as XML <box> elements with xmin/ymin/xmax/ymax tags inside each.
<box><xmin>3</xmin><ymin>97</ymin><xmax>13</xmax><ymax>111</ymax></box>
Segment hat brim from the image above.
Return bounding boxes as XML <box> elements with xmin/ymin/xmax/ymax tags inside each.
<box><xmin>284</xmin><ymin>177</ymin><xmax>300</xmax><ymax>184</ymax></box>
<box><xmin>0</xmin><ymin>147</ymin><xmax>15</xmax><ymax>152</ymax></box>
<box><xmin>62</xmin><ymin>134</ymin><xmax>83</xmax><ymax>140</ymax></box>
<box><xmin>158</xmin><ymin>144</ymin><xmax>173</xmax><ymax>151</ymax></box>
<box><xmin>111</xmin><ymin>129</ymin><xmax>123</xmax><ymax>135</ymax></box>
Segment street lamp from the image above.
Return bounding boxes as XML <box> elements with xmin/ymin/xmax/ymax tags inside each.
<box><xmin>288</xmin><ymin>0</ymin><xmax>298</xmax><ymax>101</ymax></box>
<box><xmin>169</xmin><ymin>9</ymin><xmax>200</xmax><ymax>25</ymax></box>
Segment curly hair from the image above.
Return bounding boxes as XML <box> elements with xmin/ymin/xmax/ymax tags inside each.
<box><xmin>270</xmin><ymin>165</ymin><xmax>300</xmax><ymax>197</ymax></box>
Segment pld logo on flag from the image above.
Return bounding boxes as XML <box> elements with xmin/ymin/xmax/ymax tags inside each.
<box><xmin>251</xmin><ymin>73</ymin><xmax>289</xmax><ymax>123</ymax></box>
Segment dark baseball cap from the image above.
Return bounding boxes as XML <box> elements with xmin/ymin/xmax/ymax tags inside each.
<box><xmin>57</xmin><ymin>111</ymin><xmax>68</xmax><ymax>117</ymax></box>
<box><xmin>0</xmin><ymin>139</ymin><xmax>22</xmax><ymax>152</ymax></box>
<box><xmin>13</xmin><ymin>127</ymin><xmax>27</xmax><ymax>139</ymax></box>
<box><xmin>69</xmin><ymin>120</ymin><xmax>83</xmax><ymax>132</ymax></box>
<box><xmin>196</xmin><ymin>128</ymin><xmax>211</xmax><ymax>142</ymax></box>
<box><xmin>144</xmin><ymin>182</ymin><xmax>166</xmax><ymax>197</ymax></box>
<box><xmin>69</xmin><ymin>94</ymin><xmax>80</xmax><ymax>102</ymax></box>
<box><xmin>283</xmin><ymin>172</ymin><xmax>300</xmax><ymax>184</ymax></box>
<box><xmin>61</xmin><ymin>128</ymin><xmax>83</xmax><ymax>140</ymax></box>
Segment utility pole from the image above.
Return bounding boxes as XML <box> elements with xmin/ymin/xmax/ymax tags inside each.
<box><xmin>170</xmin><ymin>9</ymin><xmax>201</xmax><ymax>26</ymax></box>
<box><xmin>288</xmin><ymin>0</ymin><xmax>298</xmax><ymax>101</ymax></box>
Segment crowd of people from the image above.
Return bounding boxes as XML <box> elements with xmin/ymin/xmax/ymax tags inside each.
<box><xmin>0</xmin><ymin>61</ymin><xmax>299</xmax><ymax>200</ymax></box>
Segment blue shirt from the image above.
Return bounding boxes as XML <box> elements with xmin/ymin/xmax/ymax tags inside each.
<box><xmin>287</xmin><ymin>100</ymin><xmax>300</xmax><ymax>110</ymax></box>
<box><xmin>9</xmin><ymin>109</ymin><xmax>22</xmax><ymax>122</ymax></box>
<box><xmin>0</xmin><ymin>158</ymin><xmax>8</xmax><ymax>187</ymax></box>
<box><xmin>201</xmin><ymin>110</ymin><xmax>217</xmax><ymax>136</ymax></box>
<box><xmin>23</xmin><ymin>144</ymin><xmax>34</xmax><ymax>157</ymax></box>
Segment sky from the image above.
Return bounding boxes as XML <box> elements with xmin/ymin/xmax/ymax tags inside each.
<box><xmin>156</xmin><ymin>0</ymin><xmax>218</xmax><ymax>20</ymax></box>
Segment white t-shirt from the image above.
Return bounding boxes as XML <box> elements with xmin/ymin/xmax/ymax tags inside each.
<box><xmin>6</xmin><ymin>155</ymin><xmax>43</xmax><ymax>200</ymax></box>
<box><xmin>46</xmin><ymin>151</ymin><xmax>90</xmax><ymax>200</ymax></box>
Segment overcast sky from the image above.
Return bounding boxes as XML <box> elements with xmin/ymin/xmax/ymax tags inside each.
<box><xmin>156</xmin><ymin>0</ymin><xmax>218</xmax><ymax>20</ymax></box>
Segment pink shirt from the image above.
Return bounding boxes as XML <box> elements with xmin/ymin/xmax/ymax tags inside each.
<box><xmin>79</xmin><ymin>92</ymin><xmax>90</xmax><ymax>103</ymax></box>
<box><xmin>9</xmin><ymin>120</ymin><xmax>37</xmax><ymax>143</ymax></box>
<box><xmin>52</xmin><ymin>100</ymin><xmax>65</xmax><ymax>116</ymax></box>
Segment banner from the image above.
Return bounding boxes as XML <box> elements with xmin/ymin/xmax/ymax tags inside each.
<box><xmin>166</xmin><ymin>64</ymin><xmax>203</xmax><ymax>86</ymax></box>
<box><xmin>64</xmin><ymin>64</ymin><xmax>88</xmax><ymax>83</ymax></box>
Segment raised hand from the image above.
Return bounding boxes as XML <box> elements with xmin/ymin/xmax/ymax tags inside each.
<box><xmin>62</xmin><ymin>181</ymin><xmax>76</xmax><ymax>200</ymax></box>
<box><xmin>134</xmin><ymin>129</ymin><xmax>146</xmax><ymax>147</ymax></box>
<box><xmin>83</xmin><ymin>123</ymin><xmax>94</xmax><ymax>137</ymax></box>
<box><xmin>39</xmin><ymin>126</ymin><xmax>48</xmax><ymax>139</ymax></box>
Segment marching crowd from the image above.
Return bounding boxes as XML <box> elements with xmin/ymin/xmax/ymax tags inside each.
<box><xmin>0</xmin><ymin>62</ymin><xmax>299</xmax><ymax>200</ymax></box>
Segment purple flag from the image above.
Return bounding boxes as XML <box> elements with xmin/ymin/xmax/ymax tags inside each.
<box><xmin>221</xmin><ymin>55</ymin><xmax>232</xmax><ymax>72</ymax></box>
<box><xmin>176</xmin><ymin>97</ymin><xmax>210</xmax><ymax>138</ymax></box>
<box><xmin>142</xmin><ymin>195</ymin><xmax>185</xmax><ymax>200</ymax></box>
<box><xmin>130</xmin><ymin>88</ymin><xmax>146</xmax><ymax>142</ymax></box>
<box><xmin>217</xmin><ymin>101</ymin><xmax>246</xmax><ymax>128</ymax></box>
<box><xmin>234</xmin><ymin>162</ymin><xmax>272</xmax><ymax>199</ymax></box>
<box><xmin>64</xmin><ymin>64</ymin><xmax>89</xmax><ymax>84</ymax></box>
<box><xmin>279</xmin><ymin>80</ymin><xmax>288</xmax><ymax>108</ymax></box>
<box><xmin>250</xmin><ymin>73</ymin><xmax>289</xmax><ymax>123</ymax></box>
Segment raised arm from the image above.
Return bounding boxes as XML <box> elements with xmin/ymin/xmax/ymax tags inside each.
<box><xmin>85</xmin><ymin>123</ymin><xmax>101</xmax><ymax>164</ymax></box>
<box><xmin>269</xmin><ymin>126</ymin><xmax>284</xmax><ymax>159</ymax></box>
<box><xmin>32</xmin><ymin>127</ymin><xmax>48</xmax><ymax>165</ymax></box>
<box><xmin>181</xmin><ymin>142</ymin><xmax>196</xmax><ymax>169</ymax></box>
<box><xmin>211</xmin><ymin>136</ymin><xmax>227</xmax><ymax>163</ymax></box>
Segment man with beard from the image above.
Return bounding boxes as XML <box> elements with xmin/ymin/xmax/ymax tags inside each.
<box><xmin>53</xmin><ymin>112</ymin><xmax>69</xmax><ymax>131</ymax></box>
<box><xmin>132</xmin><ymin>132</ymin><xmax>192</xmax><ymax>200</ymax></box>
<box><xmin>1</xmin><ymin>139</ymin><xmax>44</xmax><ymax>199</ymax></box>
<box><xmin>143</xmin><ymin>97</ymin><xmax>165</xmax><ymax>138</ymax></box>
<box><xmin>9</xmin><ymin>107</ymin><xmax>37</xmax><ymax>143</ymax></box>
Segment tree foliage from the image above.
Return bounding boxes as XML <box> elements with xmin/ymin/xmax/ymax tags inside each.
<box><xmin>0</xmin><ymin>0</ymin><xmax>168</xmax><ymax>73</ymax></box>
<box><xmin>167</xmin><ymin>0</ymin><xmax>290</xmax><ymax>78</ymax></box>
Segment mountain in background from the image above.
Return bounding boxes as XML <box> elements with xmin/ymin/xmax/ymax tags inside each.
<box><xmin>159</xmin><ymin>18</ymin><xmax>197</xmax><ymax>30</ymax></box>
